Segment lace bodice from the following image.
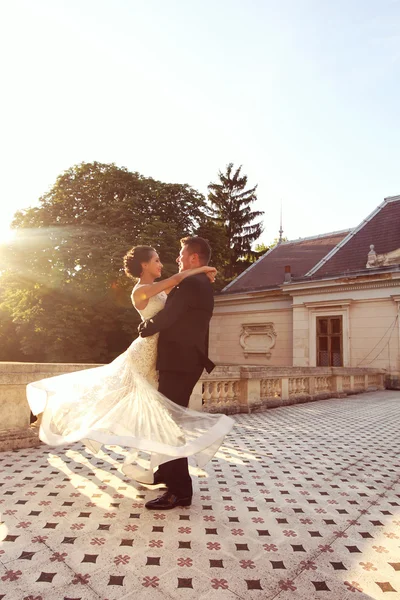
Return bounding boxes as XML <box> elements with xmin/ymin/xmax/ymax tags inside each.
<box><xmin>124</xmin><ymin>285</ymin><xmax>168</xmax><ymax>387</ymax></box>
<box><xmin>132</xmin><ymin>285</ymin><xmax>167</xmax><ymax>320</ymax></box>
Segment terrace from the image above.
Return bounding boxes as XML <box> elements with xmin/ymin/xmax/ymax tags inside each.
<box><xmin>0</xmin><ymin>389</ymin><xmax>399</xmax><ymax>599</ymax></box>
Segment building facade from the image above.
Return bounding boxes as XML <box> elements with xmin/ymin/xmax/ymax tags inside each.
<box><xmin>210</xmin><ymin>195</ymin><xmax>400</xmax><ymax>380</ymax></box>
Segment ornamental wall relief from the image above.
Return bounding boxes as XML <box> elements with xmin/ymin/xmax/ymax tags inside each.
<box><xmin>239</xmin><ymin>323</ymin><xmax>277</xmax><ymax>359</ymax></box>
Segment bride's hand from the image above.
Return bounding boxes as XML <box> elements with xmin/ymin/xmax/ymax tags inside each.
<box><xmin>204</xmin><ymin>267</ymin><xmax>217</xmax><ymax>283</ymax></box>
<box><xmin>182</xmin><ymin>265</ymin><xmax>217</xmax><ymax>283</ymax></box>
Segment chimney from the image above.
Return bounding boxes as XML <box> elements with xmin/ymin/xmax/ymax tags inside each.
<box><xmin>284</xmin><ymin>265</ymin><xmax>291</xmax><ymax>283</ymax></box>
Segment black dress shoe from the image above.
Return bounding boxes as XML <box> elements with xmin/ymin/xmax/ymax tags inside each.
<box><xmin>145</xmin><ymin>492</ymin><xmax>192</xmax><ymax>510</ymax></box>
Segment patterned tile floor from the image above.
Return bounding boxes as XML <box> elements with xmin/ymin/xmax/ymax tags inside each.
<box><xmin>1</xmin><ymin>390</ymin><xmax>399</xmax><ymax>600</ymax></box>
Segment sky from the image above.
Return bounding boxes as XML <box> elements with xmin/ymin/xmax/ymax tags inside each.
<box><xmin>0</xmin><ymin>0</ymin><xmax>399</xmax><ymax>246</ymax></box>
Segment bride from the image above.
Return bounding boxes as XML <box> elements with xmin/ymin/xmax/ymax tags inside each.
<box><xmin>27</xmin><ymin>245</ymin><xmax>234</xmax><ymax>479</ymax></box>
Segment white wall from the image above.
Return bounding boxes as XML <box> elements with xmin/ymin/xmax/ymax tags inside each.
<box><xmin>210</xmin><ymin>295</ymin><xmax>293</xmax><ymax>366</ymax></box>
<box><xmin>291</xmin><ymin>285</ymin><xmax>400</xmax><ymax>372</ymax></box>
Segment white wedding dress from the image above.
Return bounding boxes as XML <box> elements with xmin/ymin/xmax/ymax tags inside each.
<box><xmin>26</xmin><ymin>285</ymin><xmax>234</xmax><ymax>476</ymax></box>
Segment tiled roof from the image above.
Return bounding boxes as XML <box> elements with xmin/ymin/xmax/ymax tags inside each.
<box><xmin>222</xmin><ymin>231</ymin><xmax>350</xmax><ymax>294</ymax></box>
<box><xmin>308</xmin><ymin>196</ymin><xmax>400</xmax><ymax>278</ymax></box>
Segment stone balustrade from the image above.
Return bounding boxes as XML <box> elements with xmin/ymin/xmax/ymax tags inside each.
<box><xmin>192</xmin><ymin>365</ymin><xmax>386</xmax><ymax>414</ymax></box>
<box><xmin>0</xmin><ymin>362</ymin><xmax>97</xmax><ymax>452</ymax></box>
<box><xmin>0</xmin><ymin>362</ymin><xmax>386</xmax><ymax>451</ymax></box>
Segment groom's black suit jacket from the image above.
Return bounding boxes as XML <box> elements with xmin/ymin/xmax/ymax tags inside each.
<box><xmin>138</xmin><ymin>273</ymin><xmax>215</xmax><ymax>374</ymax></box>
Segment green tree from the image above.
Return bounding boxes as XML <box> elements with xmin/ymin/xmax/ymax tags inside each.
<box><xmin>0</xmin><ymin>279</ymin><xmax>26</xmax><ymax>362</ymax></box>
<box><xmin>1</xmin><ymin>162</ymin><xmax>207</xmax><ymax>362</ymax></box>
<box><xmin>254</xmin><ymin>242</ymin><xmax>270</xmax><ymax>255</ymax></box>
<box><xmin>254</xmin><ymin>236</ymin><xmax>288</xmax><ymax>257</ymax></box>
<box><xmin>208</xmin><ymin>163</ymin><xmax>264</xmax><ymax>280</ymax></box>
<box><xmin>195</xmin><ymin>219</ymin><xmax>229</xmax><ymax>291</ymax></box>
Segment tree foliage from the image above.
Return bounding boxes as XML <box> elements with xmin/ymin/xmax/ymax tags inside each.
<box><xmin>0</xmin><ymin>162</ymin><xmax>207</xmax><ymax>362</ymax></box>
<box><xmin>254</xmin><ymin>236</ymin><xmax>288</xmax><ymax>256</ymax></box>
<box><xmin>208</xmin><ymin>163</ymin><xmax>264</xmax><ymax>280</ymax></box>
<box><xmin>195</xmin><ymin>219</ymin><xmax>229</xmax><ymax>291</ymax></box>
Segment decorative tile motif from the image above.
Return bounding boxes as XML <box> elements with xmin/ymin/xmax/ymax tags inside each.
<box><xmin>36</xmin><ymin>572</ymin><xmax>57</xmax><ymax>583</ymax></box>
<box><xmin>0</xmin><ymin>390</ymin><xmax>399</xmax><ymax>599</ymax></box>
<box><xmin>177</xmin><ymin>577</ymin><xmax>193</xmax><ymax>588</ymax></box>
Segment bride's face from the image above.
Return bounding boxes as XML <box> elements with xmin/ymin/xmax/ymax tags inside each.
<box><xmin>142</xmin><ymin>252</ymin><xmax>163</xmax><ymax>279</ymax></box>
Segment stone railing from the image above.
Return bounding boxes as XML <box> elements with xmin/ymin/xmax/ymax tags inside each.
<box><xmin>0</xmin><ymin>362</ymin><xmax>98</xmax><ymax>452</ymax></box>
<box><xmin>191</xmin><ymin>365</ymin><xmax>386</xmax><ymax>414</ymax></box>
<box><xmin>0</xmin><ymin>362</ymin><xmax>386</xmax><ymax>450</ymax></box>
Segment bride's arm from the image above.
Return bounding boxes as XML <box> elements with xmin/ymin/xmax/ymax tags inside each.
<box><xmin>133</xmin><ymin>266</ymin><xmax>216</xmax><ymax>307</ymax></box>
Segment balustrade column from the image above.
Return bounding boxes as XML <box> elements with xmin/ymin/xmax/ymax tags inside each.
<box><xmin>226</xmin><ymin>381</ymin><xmax>237</xmax><ymax>408</ymax></box>
<box><xmin>239</xmin><ymin>378</ymin><xmax>261</xmax><ymax>412</ymax></box>
<box><xmin>210</xmin><ymin>382</ymin><xmax>219</xmax><ymax>406</ymax></box>
<box><xmin>202</xmin><ymin>382</ymin><xmax>212</xmax><ymax>410</ymax></box>
<box><xmin>189</xmin><ymin>381</ymin><xmax>203</xmax><ymax>411</ymax></box>
<box><xmin>334</xmin><ymin>375</ymin><xmax>343</xmax><ymax>394</ymax></box>
<box><xmin>281</xmin><ymin>378</ymin><xmax>289</xmax><ymax>401</ymax></box>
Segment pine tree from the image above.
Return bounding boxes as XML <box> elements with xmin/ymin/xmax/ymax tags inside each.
<box><xmin>208</xmin><ymin>163</ymin><xmax>264</xmax><ymax>279</ymax></box>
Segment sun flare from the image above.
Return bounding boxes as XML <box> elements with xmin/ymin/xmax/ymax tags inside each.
<box><xmin>0</xmin><ymin>227</ymin><xmax>16</xmax><ymax>245</ymax></box>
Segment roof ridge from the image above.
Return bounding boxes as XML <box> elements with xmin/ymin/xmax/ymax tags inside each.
<box><xmin>281</xmin><ymin>228</ymin><xmax>352</xmax><ymax>245</ymax></box>
<box><xmin>305</xmin><ymin>197</ymin><xmax>393</xmax><ymax>277</ymax></box>
<box><xmin>384</xmin><ymin>194</ymin><xmax>400</xmax><ymax>203</ymax></box>
<box><xmin>222</xmin><ymin>229</ymin><xmax>351</xmax><ymax>293</ymax></box>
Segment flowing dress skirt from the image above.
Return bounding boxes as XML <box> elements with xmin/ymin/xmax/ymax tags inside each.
<box><xmin>27</xmin><ymin>335</ymin><xmax>234</xmax><ymax>477</ymax></box>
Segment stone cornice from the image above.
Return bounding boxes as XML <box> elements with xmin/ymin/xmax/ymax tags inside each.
<box><xmin>215</xmin><ymin>289</ymin><xmax>287</xmax><ymax>305</ymax></box>
<box><xmin>213</xmin><ymin>306</ymin><xmax>292</xmax><ymax>316</ymax></box>
<box><xmin>284</xmin><ymin>271</ymin><xmax>399</xmax><ymax>292</ymax></box>
<box><xmin>288</xmin><ymin>279</ymin><xmax>400</xmax><ymax>297</ymax></box>
<box><xmin>303</xmin><ymin>299</ymin><xmax>353</xmax><ymax>309</ymax></box>
<box><xmin>215</xmin><ymin>277</ymin><xmax>400</xmax><ymax>303</ymax></box>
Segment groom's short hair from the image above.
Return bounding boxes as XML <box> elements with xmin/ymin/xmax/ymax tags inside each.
<box><xmin>180</xmin><ymin>236</ymin><xmax>211</xmax><ymax>265</ymax></box>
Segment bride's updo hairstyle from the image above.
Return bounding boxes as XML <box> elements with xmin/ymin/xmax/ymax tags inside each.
<box><xmin>124</xmin><ymin>245</ymin><xmax>155</xmax><ymax>279</ymax></box>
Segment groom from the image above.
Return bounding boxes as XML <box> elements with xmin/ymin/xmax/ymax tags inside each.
<box><xmin>138</xmin><ymin>236</ymin><xmax>215</xmax><ymax>510</ymax></box>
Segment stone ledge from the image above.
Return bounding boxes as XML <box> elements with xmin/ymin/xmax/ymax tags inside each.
<box><xmin>0</xmin><ymin>426</ymin><xmax>40</xmax><ymax>451</ymax></box>
<box><xmin>385</xmin><ymin>373</ymin><xmax>400</xmax><ymax>389</ymax></box>
<box><xmin>0</xmin><ymin>362</ymin><xmax>389</xmax><ymax>449</ymax></box>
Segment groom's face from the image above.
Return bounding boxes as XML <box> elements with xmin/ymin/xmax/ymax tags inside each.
<box><xmin>177</xmin><ymin>245</ymin><xmax>192</xmax><ymax>272</ymax></box>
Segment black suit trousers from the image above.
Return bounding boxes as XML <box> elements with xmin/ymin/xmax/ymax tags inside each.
<box><xmin>156</xmin><ymin>368</ymin><xmax>203</xmax><ymax>497</ymax></box>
